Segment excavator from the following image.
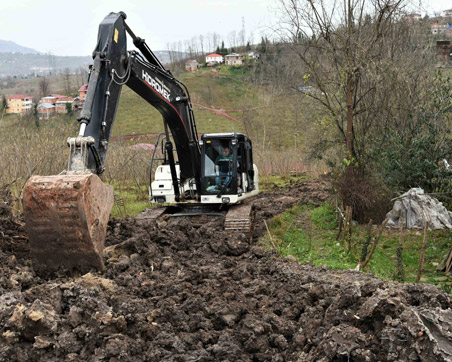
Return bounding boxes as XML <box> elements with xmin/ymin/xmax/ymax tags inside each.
<box><xmin>22</xmin><ymin>12</ymin><xmax>259</xmax><ymax>274</ymax></box>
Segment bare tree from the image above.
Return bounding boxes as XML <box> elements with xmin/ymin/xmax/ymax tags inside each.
<box><xmin>212</xmin><ymin>33</ymin><xmax>220</xmax><ymax>50</ymax></box>
<box><xmin>39</xmin><ymin>77</ymin><xmax>50</xmax><ymax>98</ymax></box>
<box><xmin>228</xmin><ymin>30</ymin><xmax>238</xmax><ymax>50</ymax></box>
<box><xmin>63</xmin><ymin>68</ymin><xmax>72</xmax><ymax>95</ymax></box>
<box><xmin>206</xmin><ymin>32</ymin><xmax>213</xmax><ymax>53</ymax></box>
<box><xmin>199</xmin><ymin>34</ymin><xmax>205</xmax><ymax>55</ymax></box>
<box><xmin>275</xmin><ymin>0</ymin><xmax>432</xmax><ymax>174</ymax></box>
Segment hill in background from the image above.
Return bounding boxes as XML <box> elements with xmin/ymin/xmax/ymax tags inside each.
<box><xmin>0</xmin><ymin>38</ymin><xmax>189</xmax><ymax>77</ymax></box>
<box><xmin>0</xmin><ymin>40</ymin><xmax>40</xmax><ymax>54</ymax></box>
<box><xmin>0</xmin><ymin>53</ymin><xmax>92</xmax><ymax>77</ymax></box>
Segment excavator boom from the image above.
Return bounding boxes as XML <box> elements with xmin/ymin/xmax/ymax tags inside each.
<box><xmin>23</xmin><ymin>12</ymin><xmax>200</xmax><ymax>273</ymax></box>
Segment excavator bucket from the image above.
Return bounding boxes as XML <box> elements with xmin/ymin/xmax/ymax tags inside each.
<box><xmin>23</xmin><ymin>173</ymin><xmax>114</xmax><ymax>274</ymax></box>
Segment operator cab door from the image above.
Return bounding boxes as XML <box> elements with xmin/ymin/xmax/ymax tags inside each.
<box><xmin>201</xmin><ymin>138</ymin><xmax>238</xmax><ymax>195</ymax></box>
<box><xmin>237</xmin><ymin>138</ymin><xmax>255</xmax><ymax>193</ymax></box>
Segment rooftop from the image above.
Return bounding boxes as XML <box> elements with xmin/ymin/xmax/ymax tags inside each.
<box><xmin>8</xmin><ymin>94</ymin><xmax>32</xmax><ymax>99</ymax></box>
<box><xmin>55</xmin><ymin>97</ymin><xmax>76</xmax><ymax>103</ymax></box>
<box><xmin>38</xmin><ymin>103</ymin><xmax>55</xmax><ymax>109</ymax></box>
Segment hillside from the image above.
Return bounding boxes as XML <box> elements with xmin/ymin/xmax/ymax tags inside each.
<box><xmin>0</xmin><ymin>53</ymin><xmax>92</xmax><ymax>77</ymax></box>
<box><xmin>113</xmin><ymin>67</ymin><xmax>253</xmax><ymax>137</ymax></box>
<box><xmin>0</xmin><ymin>48</ymin><xmax>188</xmax><ymax>77</ymax></box>
<box><xmin>0</xmin><ymin>40</ymin><xmax>40</xmax><ymax>54</ymax></box>
<box><xmin>0</xmin><ymin>64</ymin><xmax>318</xmax><ymax>157</ymax></box>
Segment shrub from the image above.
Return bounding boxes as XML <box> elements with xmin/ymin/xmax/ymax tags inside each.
<box><xmin>333</xmin><ymin>169</ymin><xmax>392</xmax><ymax>224</ymax></box>
<box><xmin>375</xmin><ymin>72</ymin><xmax>452</xmax><ymax>207</ymax></box>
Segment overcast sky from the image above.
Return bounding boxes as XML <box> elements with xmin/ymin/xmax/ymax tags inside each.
<box><xmin>1</xmin><ymin>0</ymin><xmax>451</xmax><ymax>56</ymax></box>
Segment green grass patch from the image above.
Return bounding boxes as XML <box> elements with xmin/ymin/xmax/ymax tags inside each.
<box><xmin>259</xmin><ymin>174</ymin><xmax>311</xmax><ymax>192</ymax></box>
<box><xmin>310</xmin><ymin>204</ymin><xmax>337</xmax><ymax>230</ymax></box>
<box><xmin>107</xmin><ymin>181</ymin><xmax>150</xmax><ymax>218</ymax></box>
<box><xmin>262</xmin><ymin>202</ymin><xmax>452</xmax><ymax>293</ymax></box>
<box><xmin>113</xmin><ymin>85</ymin><xmax>245</xmax><ymax>137</ymax></box>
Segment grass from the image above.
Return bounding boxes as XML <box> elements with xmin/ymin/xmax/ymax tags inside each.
<box><xmin>261</xmin><ymin>202</ymin><xmax>452</xmax><ymax>293</ymax></box>
<box><xmin>102</xmin><ymin>179</ymin><xmax>150</xmax><ymax>218</ymax></box>
<box><xmin>112</xmin><ymin>66</ymin><xmax>257</xmax><ymax>138</ymax></box>
<box><xmin>110</xmin><ymin>186</ymin><xmax>150</xmax><ymax>218</ymax></box>
<box><xmin>113</xmin><ymin>85</ymin><xmax>245</xmax><ymax>137</ymax></box>
<box><xmin>259</xmin><ymin>174</ymin><xmax>312</xmax><ymax>192</ymax></box>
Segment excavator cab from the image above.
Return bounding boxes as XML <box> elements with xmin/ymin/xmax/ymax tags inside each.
<box><xmin>200</xmin><ymin>133</ymin><xmax>258</xmax><ymax>204</ymax></box>
<box><xmin>151</xmin><ymin>132</ymin><xmax>258</xmax><ymax>205</ymax></box>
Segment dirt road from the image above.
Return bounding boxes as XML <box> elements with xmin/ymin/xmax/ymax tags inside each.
<box><xmin>0</xmin><ymin>179</ymin><xmax>451</xmax><ymax>361</ymax></box>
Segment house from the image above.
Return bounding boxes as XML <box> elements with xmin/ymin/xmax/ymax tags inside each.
<box><xmin>205</xmin><ymin>53</ymin><xmax>223</xmax><ymax>64</ymax></box>
<box><xmin>40</xmin><ymin>94</ymin><xmax>66</xmax><ymax>104</ymax></box>
<box><xmin>431</xmin><ymin>22</ymin><xmax>452</xmax><ymax>36</ymax></box>
<box><xmin>49</xmin><ymin>94</ymin><xmax>66</xmax><ymax>99</ymax></box>
<box><xmin>55</xmin><ymin>97</ymin><xmax>76</xmax><ymax>114</ymax></box>
<box><xmin>78</xmin><ymin>84</ymin><xmax>88</xmax><ymax>102</ymax></box>
<box><xmin>225</xmin><ymin>53</ymin><xmax>243</xmax><ymax>65</ymax></box>
<box><xmin>247</xmin><ymin>51</ymin><xmax>260</xmax><ymax>60</ymax></box>
<box><xmin>41</xmin><ymin>96</ymin><xmax>58</xmax><ymax>105</ymax></box>
<box><xmin>404</xmin><ymin>13</ymin><xmax>421</xmax><ymax>22</ymax></box>
<box><xmin>436</xmin><ymin>40</ymin><xmax>452</xmax><ymax>65</ymax></box>
<box><xmin>37</xmin><ymin>103</ymin><xmax>56</xmax><ymax>119</ymax></box>
<box><xmin>443</xmin><ymin>9</ymin><xmax>452</xmax><ymax>17</ymax></box>
<box><xmin>185</xmin><ymin>60</ymin><xmax>200</xmax><ymax>72</ymax></box>
<box><xmin>6</xmin><ymin>94</ymin><xmax>33</xmax><ymax>114</ymax></box>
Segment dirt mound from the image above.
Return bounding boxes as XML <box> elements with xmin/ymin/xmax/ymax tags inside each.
<box><xmin>1</xmin><ymin>178</ymin><xmax>452</xmax><ymax>361</ymax></box>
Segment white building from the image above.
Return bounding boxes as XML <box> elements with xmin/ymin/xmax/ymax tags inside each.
<box><xmin>225</xmin><ymin>53</ymin><xmax>243</xmax><ymax>65</ymax></box>
<box><xmin>443</xmin><ymin>9</ymin><xmax>452</xmax><ymax>17</ymax></box>
<box><xmin>247</xmin><ymin>51</ymin><xmax>261</xmax><ymax>59</ymax></box>
<box><xmin>205</xmin><ymin>53</ymin><xmax>223</xmax><ymax>64</ymax></box>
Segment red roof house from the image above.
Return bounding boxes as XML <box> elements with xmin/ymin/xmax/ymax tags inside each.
<box><xmin>205</xmin><ymin>53</ymin><xmax>223</xmax><ymax>64</ymax></box>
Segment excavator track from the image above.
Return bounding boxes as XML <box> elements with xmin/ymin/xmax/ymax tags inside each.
<box><xmin>224</xmin><ymin>203</ymin><xmax>255</xmax><ymax>235</ymax></box>
<box><xmin>135</xmin><ymin>206</ymin><xmax>167</xmax><ymax>225</ymax></box>
<box><xmin>23</xmin><ymin>173</ymin><xmax>114</xmax><ymax>274</ymax></box>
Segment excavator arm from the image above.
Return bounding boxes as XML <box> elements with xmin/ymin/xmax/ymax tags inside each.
<box><xmin>23</xmin><ymin>12</ymin><xmax>201</xmax><ymax>274</ymax></box>
<box><xmin>73</xmin><ymin>12</ymin><xmax>201</xmax><ymax>193</ymax></box>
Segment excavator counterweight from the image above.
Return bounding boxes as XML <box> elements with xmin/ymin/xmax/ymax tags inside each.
<box><xmin>23</xmin><ymin>173</ymin><xmax>113</xmax><ymax>273</ymax></box>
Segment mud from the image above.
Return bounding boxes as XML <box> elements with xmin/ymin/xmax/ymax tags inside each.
<box><xmin>1</xmin><ymin>178</ymin><xmax>452</xmax><ymax>361</ymax></box>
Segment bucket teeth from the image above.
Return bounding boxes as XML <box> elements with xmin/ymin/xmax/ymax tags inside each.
<box><xmin>23</xmin><ymin>173</ymin><xmax>114</xmax><ymax>274</ymax></box>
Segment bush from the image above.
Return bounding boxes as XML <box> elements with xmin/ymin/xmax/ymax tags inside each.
<box><xmin>375</xmin><ymin>72</ymin><xmax>452</xmax><ymax>207</ymax></box>
<box><xmin>333</xmin><ymin>169</ymin><xmax>392</xmax><ymax>224</ymax></box>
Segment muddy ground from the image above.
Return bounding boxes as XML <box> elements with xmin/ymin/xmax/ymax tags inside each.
<box><xmin>0</xmin><ymin>178</ymin><xmax>452</xmax><ymax>362</ymax></box>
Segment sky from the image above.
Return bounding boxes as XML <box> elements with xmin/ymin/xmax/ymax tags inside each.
<box><xmin>0</xmin><ymin>0</ymin><xmax>451</xmax><ymax>56</ymax></box>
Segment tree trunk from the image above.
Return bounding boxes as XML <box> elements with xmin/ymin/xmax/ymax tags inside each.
<box><xmin>346</xmin><ymin>73</ymin><xmax>354</xmax><ymax>178</ymax></box>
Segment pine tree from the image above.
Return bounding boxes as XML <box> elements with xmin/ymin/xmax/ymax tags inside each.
<box><xmin>219</xmin><ymin>41</ymin><xmax>228</xmax><ymax>56</ymax></box>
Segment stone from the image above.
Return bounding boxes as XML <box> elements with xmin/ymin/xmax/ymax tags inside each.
<box><xmin>33</xmin><ymin>335</ymin><xmax>54</xmax><ymax>349</ymax></box>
